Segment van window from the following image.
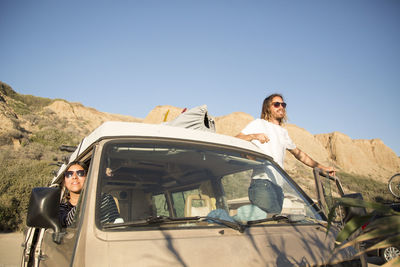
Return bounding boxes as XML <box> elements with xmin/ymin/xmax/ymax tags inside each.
<box><xmin>96</xmin><ymin>140</ymin><xmax>323</xmax><ymax>230</ymax></box>
<box><xmin>152</xmin><ymin>194</ymin><xmax>169</xmax><ymax>217</ymax></box>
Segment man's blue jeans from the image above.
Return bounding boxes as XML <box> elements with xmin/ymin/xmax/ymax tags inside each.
<box><xmin>248</xmin><ymin>179</ymin><xmax>284</xmax><ymax>214</ymax></box>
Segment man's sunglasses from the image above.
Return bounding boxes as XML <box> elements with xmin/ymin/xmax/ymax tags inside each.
<box><xmin>272</xmin><ymin>102</ymin><xmax>287</xmax><ymax>108</ymax></box>
<box><xmin>65</xmin><ymin>170</ymin><xmax>86</xmax><ymax>178</ymax></box>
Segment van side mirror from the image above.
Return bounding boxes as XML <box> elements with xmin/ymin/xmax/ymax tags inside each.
<box><xmin>26</xmin><ymin>187</ymin><xmax>63</xmax><ymax>244</ymax></box>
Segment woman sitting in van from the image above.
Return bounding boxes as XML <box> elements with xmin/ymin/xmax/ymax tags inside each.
<box><xmin>60</xmin><ymin>161</ymin><xmax>120</xmax><ymax>227</ymax></box>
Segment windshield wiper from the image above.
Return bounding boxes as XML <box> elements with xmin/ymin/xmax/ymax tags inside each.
<box><xmin>247</xmin><ymin>214</ymin><xmax>308</xmax><ymax>226</ymax></box>
<box><xmin>203</xmin><ymin>216</ymin><xmax>246</xmax><ymax>233</ymax></box>
<box><xmin>103</xmin><ymin>215</ymin><xmax>246</xmax><ymax>232</ymax></box>
<box><xmin>103</xmin><ymin>216</ymin><xmax>202</xmax><ymax>229</ymax></box>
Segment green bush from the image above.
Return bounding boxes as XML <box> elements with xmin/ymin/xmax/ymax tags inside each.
<box><xmin>8</xmin><ymin>100</ymin><xmax>31</xmax><ymax>115</ymax></box>
<box><xmin>16</xmin><ymin>94</ymin><xmax>52</xmax><ymax>111</ymax></box>
<box><xmin>0</xmin><ymin>141</ymin><xmax>76</xmax><ymax>231</ymax></box>
<box><xmin>0</xmin><ymin>150</ymin><xmax>54</xmax><ymax>231</ymax></box>
<box><xmin>0</xmin><ymin>130</ymin><xmax>22</xmax><ymax>146</ymax></box>
<box><xmin>30</xmin><ymin>129</ymin><xmax>76</xmax><ymax>150</ymax></box>
<box><xmin>0</xmin><ymin>82</ymin><xmax>18</xmax><ymax>98</ymax></box>
<box><xmin>0</xmin><ymin>197</ymin><xmax>21</xmax><ymax>232</ymax></box>
<box><xmin>1</xmin><ymin>81</ymin><xmax>53</xmax><ymax>115</ymax></box>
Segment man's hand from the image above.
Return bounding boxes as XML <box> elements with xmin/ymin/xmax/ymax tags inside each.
<box><xmin>235</xmin><ymin>132</ymin><xmax>270</xmax><ymax>143</ymax></box>
<box><xmin>250</xmin><ymin>133</ymin><xmax>270</xmax><ymax>143</ymax></box>
<box><xmin>320</xmin><ymin>166</ymin><xmax>336</xmax><ymax>177</ymax></box>
<box><xmin>105</xmin><ymin>167</ymin><xmax>113</xmax><ymax>177</ymax></box>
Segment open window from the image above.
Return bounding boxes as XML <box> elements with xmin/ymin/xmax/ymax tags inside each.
<box><xmin>313</xmin><ymin>168</ymin><xmax>366</xmax><ymax>224</ymax></box>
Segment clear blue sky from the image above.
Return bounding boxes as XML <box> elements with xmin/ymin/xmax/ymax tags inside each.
<box><xmin>1</xmin><ymin>0</ymin><xmax>399</xmax><ymax>156</ymax></box>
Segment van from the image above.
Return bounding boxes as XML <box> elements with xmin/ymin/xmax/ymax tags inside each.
<box><xmin>21</xmin><ymin>120</ymin><xmax>361</xmax><ymax>266</ymax></box>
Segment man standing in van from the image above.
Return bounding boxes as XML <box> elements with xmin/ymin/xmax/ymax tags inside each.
<box><xmin>235</xmin><ymin>93</ymin><xmax>335</xmax><ymax>213</ymax></box>
<box><xmin>236</xmin><ymin>93</ymin><xmax>334</xmax><ymax>173</ymax></box>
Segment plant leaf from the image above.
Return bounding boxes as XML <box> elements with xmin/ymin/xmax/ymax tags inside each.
<box><xmin>382</xmin><ymin>256</ymin><xmax>400</xmax><ymax>267</ymax></box>
<box><xmin>365</xmin><ymin>234</ymin><xmax>400</xmax><ymax>252</ymax></box>
<box><xmin>335</xmin><ymin>197</ymin><xmax>393</xmax><ymax>213</ymax></box>
<box><xmin>335</xmin><ymin>215</ymin><xmax>373</xmax><ymax>245</ymax></box>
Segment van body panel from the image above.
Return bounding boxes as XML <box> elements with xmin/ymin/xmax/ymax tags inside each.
<box><xmin>39</xmin><ymin>228</ymin><xmax>76</xmax><ymax>267</ymax></box>
<box><xmin>72</xmin><ymin>225</ymin><xmax>355</xmax><ymax>267</ymax></box>
<box><xmin>111</xmin><ymin>227</ymin><xmax>309</xmax><ymax>266</ymax></box>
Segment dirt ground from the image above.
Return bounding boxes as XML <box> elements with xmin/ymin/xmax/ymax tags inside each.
<box><xmin>0</xmin><ymin>232</ymin><xmax>23</xmax><ymax>267</ymax></box>
<box><xmin>0</xmin><ymin>232</ymin><xmax>384</xmax><ymax>267</ymax></box>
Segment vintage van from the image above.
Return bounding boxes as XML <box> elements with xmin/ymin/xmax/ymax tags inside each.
<box><xmin>21</xmin><ymin>118</ymin><xmax>362</xmax><ymax>266</ymax></box>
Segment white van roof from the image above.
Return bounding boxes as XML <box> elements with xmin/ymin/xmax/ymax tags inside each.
<box><xmin>53</xmin><ymin>121</ymin><xmax>266</xmax><ymax>182</ymax></box>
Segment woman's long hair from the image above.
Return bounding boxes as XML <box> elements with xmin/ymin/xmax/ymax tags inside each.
<box><xmin>260</xmin><ymin>93</ymin><xmax>287</xmax><ymax>125</ymax></box>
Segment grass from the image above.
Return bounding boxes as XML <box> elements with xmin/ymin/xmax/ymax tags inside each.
<box><xmin>30</xmin><ymin>129</ymin><xmax>77</xmax><ymax>150</ymax></box>
<box><xmin>338</xmin><ymin>171</ymin><xmax>396</xmax><ymax>203</ymax></box>
<box><xmin>1</xmin><ymin>82</ymin><xmax>53</xmax><ymax>115</ymax></box>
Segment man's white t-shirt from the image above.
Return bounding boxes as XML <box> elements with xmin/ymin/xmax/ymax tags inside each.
<box><xmin>242</xmin><ymin>119</ymin><xmax>296</xmax><ymax>169</ymax></box>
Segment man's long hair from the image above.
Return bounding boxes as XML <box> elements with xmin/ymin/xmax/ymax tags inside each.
<box><xmin>260</xmin><ymin>93</ymin><xmax>287</xmax><ymax>125</ymax></box>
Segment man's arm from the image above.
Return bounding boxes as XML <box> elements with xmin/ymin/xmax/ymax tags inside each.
<box><xmin>288</xmin><ymin>147</ymin><xmax>335</xmax><ymax>176</ymax></box>
<box><xmin>235</xmin><ymin>132</ymin><xmax>270</xmax><ymax>143</ymax></box>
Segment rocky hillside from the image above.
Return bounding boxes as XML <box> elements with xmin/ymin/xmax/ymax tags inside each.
<box><xmin>0</xmin><ymin>81</ymin><xmax>399</xmax><ymax>230</ymax></box>
<box><xmin>2</xmin><ymin>81</ymin><xmax>400</xmax><ymax>184</ymax></box>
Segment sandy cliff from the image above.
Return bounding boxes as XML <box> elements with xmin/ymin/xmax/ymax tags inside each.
<box><xmin>44</xmin><ymin>100</ymin><xmax>142</xmax><ymax>131</ymax></box>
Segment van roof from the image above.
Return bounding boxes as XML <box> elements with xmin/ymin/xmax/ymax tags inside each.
<box><xmin>53</xmin><ymin>121</ymin><xmax>266</xmax><ymax>182</ymax></box>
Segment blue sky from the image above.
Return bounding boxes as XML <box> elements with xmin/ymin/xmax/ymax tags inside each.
<box><xmin>1</xmin><ymin>0</ymin><xmax>399</xmax><ymax>156</ymax></box>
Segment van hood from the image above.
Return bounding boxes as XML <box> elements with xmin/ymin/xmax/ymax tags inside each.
<box><xmin>85</xmin><ymin>224</ymin><xmax>358</xmax><ymax>266</ymax></box>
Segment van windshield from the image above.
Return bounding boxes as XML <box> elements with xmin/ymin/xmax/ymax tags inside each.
<box><xmin>96</xmin><ymin>140</ymin><xmax>323</xmax><ymax>230</ymax></box>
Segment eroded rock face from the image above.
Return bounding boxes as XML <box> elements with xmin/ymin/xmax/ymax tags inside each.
<box><xmin>355</xmin><ymin>138</ymin><xmax>400</xmax><ymax>174</ymax></box>
<box><xmin>44</xmin><ymin>100</ymin><xmax>142</xmax><ymax>132</ymax></box>
<box><xmin>285</xmin><ymin>124</ymin><xmax>332</xmax><ymax>165</ymax></box>
<box><xmin>214</xmin><ymin>112</ymin><xmax>254</xmax><ymax>136</ymax></box>
<box><xmin>316</xmin><ymin>132</ymin><xmax>377</xmax><ymax>175</ymax></box>
<box><xmin>143</xmin><ymin>105</ymin><xmax>184</xmax><ymax>124</ymax></box>
<box><xmin>316</xmin><ymin>132</ymin><xmax>400</xmax><ymax>180</ymax></box>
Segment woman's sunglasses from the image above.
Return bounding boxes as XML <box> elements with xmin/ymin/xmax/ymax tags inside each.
<box><xmin>272</xmin><ymin>102</ymin><xmax>287</xmax><ymax>108</ymax></box>
<box><xmin>65</xmin><ymin>170</ymin><xmax>86</xmax><ymax>178</ymax></box>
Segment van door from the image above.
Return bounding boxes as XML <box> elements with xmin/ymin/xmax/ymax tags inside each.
<box><xmin>313</xmin><ymin>167</ymin><xmax>346</xmax><ymax>221</ymax></box>
<box><xmin>21</xmin><ymin>226</ymin><xmax>78</xmax><ymax>267</ymax></box>
<box><xmin>36</xmin><ymin>227</ymin><xmax>78</xmax><ymax>267</ymax></box>
<box><xmin>25</xmin><ymin>155</ymin><xmax>93</xmax><ymax>266</ymax></box>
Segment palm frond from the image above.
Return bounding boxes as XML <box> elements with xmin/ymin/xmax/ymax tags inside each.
<box><xmin>327</xmin><ymin>196</ymin><xmax>400</xmax><ymax>266</ymax></box>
